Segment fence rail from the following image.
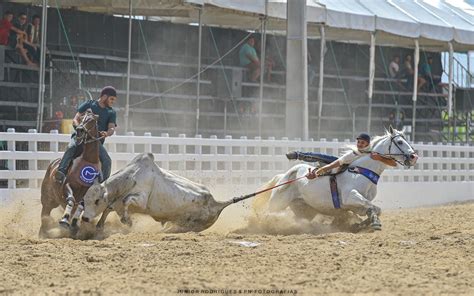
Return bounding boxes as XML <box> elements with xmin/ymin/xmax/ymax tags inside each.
<box><xmin>1</xmin><ymin>129</ymin><xmax>473</xmax><ymax>190</ymax></box>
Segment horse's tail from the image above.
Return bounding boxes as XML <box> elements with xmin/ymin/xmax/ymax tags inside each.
<box><xmin>251</xmin><ymin>173</ymin><xmax>284</xmax><ymax>217</ymax></box>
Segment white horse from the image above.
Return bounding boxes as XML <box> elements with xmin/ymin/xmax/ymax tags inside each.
<box><xmin>253</xmin><ymin>127</ymin><xmax>418</xmax><ymax>231</ymax></box>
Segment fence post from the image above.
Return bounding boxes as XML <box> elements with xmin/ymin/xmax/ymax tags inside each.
<box><xmin>161</xmin><ymin>133</ymin><xmax>169</xmax><ymax>170</ymax></box>
<box><xmin>320</xmin><ymin>138</ymin><xmax>327</xmax><ymax>155</ymax></box>
<box><xmin>28</xmin><ymin>129</ymin><xmax>38</xmax><ymax>188</ymax></box>
<box><xmin>254</xmin><ymin>136</ymin><xmax>261</xmax><ymax>184</ymax></box>
<box><xmin>454</xmin><ymin>143</ymin><xmax>461</xmax><ymax>181</ymax></box>
<box><xmin>281</xmin><ymin>137</ymin><xmax>289</xmax><ymax>171</ymax></box>
<box><xmin>126</xmin><ymin>132</ymin><xmax>135</xmax><ymax>154</ymax></box>
<box><xmin>427</xmin><ymin>142</ymin><xmax>433</xmax><ymax>182</ymax></box>
<box><xmin>224</xmin><ymin>135</ymin><xmax>232</xmax><ymax>184</ymax></box>
<box><xmin>178</xmin><ymin>134</ymin><xmax>186</xmax><ymax>174</ymax></box>
<box><xmin>50</xmin><ymin>130</ymin><xmax>59</xmax><ymax>153</ymax></box>
<box><xmin>144</xmin><ymin>132</ymin><xmax>152</xmax><ymax>153</ymax></box>
<box><xmin>194</xmin><ymin>135</ymin><xmax>202</xmax><ymax>182</ymax></box>
<box><xmin>210</xmin><ymin>135</ymin><xmax>217</xmax><ymax>173</ymax></box>
<box><xmin>240</xmin><ymin>136</ymin><xmax>247</xmax><ymax>185</ymax></box>
<box><xmin>268</xmin><ymin>136</ymin><xmax>275</xmax><ymax>173</ymax></box>
<box><xmin>107</xmin><ymin>136</ymin><xmax>117</xmax><ymax>173</ymax></box>
<box><xmin>7</xmin><ymin>128</ymin><xmax>16</xmax><ymax>189</ymax></box>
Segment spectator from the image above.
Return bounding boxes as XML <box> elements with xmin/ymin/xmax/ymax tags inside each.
<box><xmin>403</xmin><ymin>54</ymin><xmax>426</xmax><ymax>91</ymax></box>
<box><xmin>307</xmin><ymin>50</ymin><xmax>317</xmax><ymax>86</ymax></box>
<box><xmin>0</xmin><ymin>11</ymin><xmax>15</xmax><ymax>46</ymax></box>
<box><xmin>255</xmin><ymin>41</ymin><xmax>276</xmax><ymax>83</ymax></box>
<box><xmin>239</xmin><ymin>36</ymin><xmax>260</xmax><ymax>82</ymax></box>
<box><xmin>420</xmin><ymin>56</ymin><xmax>441</xmax><ymax>92</ymax></box>
<box><xmin>5</xmin><ymin>12</ymin><xmax>36</xmax><ymax>66</ymax></box>
<box><xmin>388</xmin><ymin>55</ymin><xmax>400</xmax><ymax>78</ymax></box>
<box><xmin>26</xmin><ymin>14</ymin><xmax>41</xmax><ymax>62</ymax></box>
<box><xmin>60</xmin><ymin>95</ymin><xmax>80</xmax><ymax>118</ymax></box>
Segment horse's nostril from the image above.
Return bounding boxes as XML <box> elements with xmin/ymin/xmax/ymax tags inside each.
<box><xmin>410</xmin><ymin>154</ymin><xmax>415</xmax><ymax>159</ymax></box>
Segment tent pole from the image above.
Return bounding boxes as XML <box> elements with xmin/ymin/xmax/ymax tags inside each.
<box><xmin>196</xmin><ymin>6</ymin><xmax>203</xmax><ymax>135</ymax></box>
<box><xmin>412</xmin><ymin>39</ymin><xmax>419</xmax><ymax>141</ymax></box>
<box><xmin>285</xmin><ymin>0</ymin><xmax>308</xmax><ymax>140</ymax></box>
<box><xmin>317</xmin><ymin>25</ymin><xmax>325</xmax><ymax>139</ymax></box>
<box><xmin>36</xmin><ymin>0</ymin><xmax>48</xmax><ymax>132</ymax></box>
<box><xmin>258</xmin><ymin>0</ymin><xmax>268</xmax><ymax>137</ymax></box>
<box><xmin>448</xmin><ymin>42</ymin><xmax>454</xmax><ymax>143</ymax></box>
<box><xmin>124</xmin><ymin>0</ymin><xmax>132</xmax><ymax>132</ymax></box>
<box><xmin>367</xmin><ymin>32</ymin><xmax>375</xmax><ymax>134</ymax></box>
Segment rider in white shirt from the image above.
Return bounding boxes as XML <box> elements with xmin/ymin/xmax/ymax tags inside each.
<box><xmin>307</xmin><ymin>133</ymin><xmax>396</xmax><ymax>179</ymax></box>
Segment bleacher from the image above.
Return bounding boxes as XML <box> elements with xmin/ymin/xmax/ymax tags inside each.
<box><xmin>0</xmin><ymin>3</ymin><xmax>466</xmax><ymax>142</ymax></box>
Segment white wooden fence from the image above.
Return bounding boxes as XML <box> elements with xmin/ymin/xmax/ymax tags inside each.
<box><xmin>1</xmin><ymin>128</ymin><xmax>473</xmax><ymax>191</ymax></box>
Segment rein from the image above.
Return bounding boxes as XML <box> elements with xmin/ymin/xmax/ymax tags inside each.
<box><xmin>372</xmin><ymin>134</ymin><xmax>415</xmax><ymax>166</ymax></box>
<box><xmin>75</xmin><ymin>117</ymin><xmax>104</xmax><ymax>145</ymax></box>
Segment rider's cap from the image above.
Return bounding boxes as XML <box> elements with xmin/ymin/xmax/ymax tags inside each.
<box><xmin>100</xmin><ymin>86</ymin><xmax>117</xmax><ymax>97</ymax></box>
<box><xmin>356</xmin><ymin>133</ymin><xmax>371</xmax><ymax>143</ymax></box>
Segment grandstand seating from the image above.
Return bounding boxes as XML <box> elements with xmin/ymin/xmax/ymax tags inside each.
<box><xmin>0</xmin><ymin>3</ymin><xmax>468</xmax><ymax>142</ymax></box>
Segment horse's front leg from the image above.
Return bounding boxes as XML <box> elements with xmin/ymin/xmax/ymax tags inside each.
<box><xmin>69</xmin><ymin>201</ymin><xmax>84</xmax><ymax>237</ymax></box>
<box><xmin>343</xmin><ymin>189</ymin><xmax>381</xmax><ymax>231</ymax></box>
<box><xmin>59</xmin><ymin>183</ymin><xmax>75</xmax><ymax>228</ymax></box>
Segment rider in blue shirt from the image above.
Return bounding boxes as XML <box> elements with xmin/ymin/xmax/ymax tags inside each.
<box><xmin>55</xmin><ymin>86</ymin><xmax>117</xmax><ymax>184</ymax></box>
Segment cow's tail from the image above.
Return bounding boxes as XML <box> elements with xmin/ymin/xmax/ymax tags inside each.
<box><xmin>251</xmin><ymin>173</ymin><xmax>284</xmax><ymax>217</ymax></box>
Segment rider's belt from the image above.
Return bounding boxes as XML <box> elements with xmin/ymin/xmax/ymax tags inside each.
<box><xmin>329</xmin><ymin>175</ymin><xmax>341</xmax><ymax>209</ymax></box>
<box><xmin>348</xmin><ymin>166</ymin><xmax>380</xmax><ymax>185</ymax></box>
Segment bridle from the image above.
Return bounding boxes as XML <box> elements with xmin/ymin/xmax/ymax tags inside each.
<box><xmin>75</xmin><ymin>113</ymin><xmax>105</xmax><ymax>145</ymax></box>
<box><xmin>375</xmin><ymin>134</ymin><xmax>416</xmax><ymax>167</ymax></box>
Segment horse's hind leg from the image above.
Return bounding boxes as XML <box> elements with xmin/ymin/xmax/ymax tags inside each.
<box><xmin>39</xmin><ymin>202</ymin><xmax>57</xmax><ymax>238</ymax></box>
<box><xmin>289</xmin><ymin>199</ymin><xmax>318</xmax><ymax>221</ymax></box>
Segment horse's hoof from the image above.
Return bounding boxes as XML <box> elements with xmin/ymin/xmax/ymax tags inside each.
<box><xmin>371</xmin><ymin>223</ymin><xmax>382</xmax><ymax>231</ymax></box>
<box><xmin>59</xmin><ymin>220</ymin><xmax>70</xmax><ymax>229</ymax></box>
<box><xmin>120</xmin><ymin>217</ymin><xmax>132</xmax><ymax>227</ymax></box>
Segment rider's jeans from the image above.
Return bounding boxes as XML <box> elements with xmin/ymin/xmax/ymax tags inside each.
<box><xmin>57</xmin><ymin>138</ymin><xmax>112</xmax><ymax>181</ymax></box>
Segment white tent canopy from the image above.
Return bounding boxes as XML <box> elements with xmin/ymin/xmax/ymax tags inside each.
<box><xmin>8</xmin><ymin>0</ymin><xmax>474</xmax><ymax>51</ymax></box>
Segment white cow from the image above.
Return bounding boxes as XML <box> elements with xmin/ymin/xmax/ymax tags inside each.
<box><xmin>81</xmin><ymin>153</ymin><xmax>236</xmax><ymax>232</ymax></box>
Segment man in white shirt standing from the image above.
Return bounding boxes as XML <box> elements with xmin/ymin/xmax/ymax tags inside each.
<box><xmin>388</xmin><ymin>55</ymin><xmax>400</xmax><ymax>78</ymax></box>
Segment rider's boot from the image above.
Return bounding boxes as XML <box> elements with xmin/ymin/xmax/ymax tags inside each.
<box><xmin>54</xmin><ymin>170</ymin><xmax>66</xmax><ymax>184</ymax></box>
<box><xmin>286</xmin><ymin>151</ymin><xmax>299</xmax><ymax>160</ymax></box>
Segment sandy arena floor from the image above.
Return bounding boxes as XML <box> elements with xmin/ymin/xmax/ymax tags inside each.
<box><xmin>0</xmin><ymin>197</ymin><xmax>473</xmax><ymax>295</ymax></box>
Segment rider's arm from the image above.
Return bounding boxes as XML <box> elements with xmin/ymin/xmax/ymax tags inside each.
<box><xmin>72</xmin><ymin>111</ymin><xmax>84</xmax><ymax>128</ymax></box>
<box><xmin>315</xmin><ymin>160</ymin><xmax>341</xmax><ymax>176</ymax></box>
<box><xmin>371</xmin><ymin>153</ymin><xmax>397</xmax><ymax>167</ymax></box>
<box><xmin>102</xmin><ymin>122</ymin><xmax>115</xmax><ymax>137</ymax></box>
